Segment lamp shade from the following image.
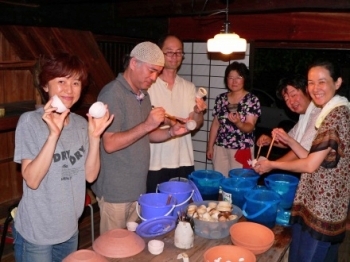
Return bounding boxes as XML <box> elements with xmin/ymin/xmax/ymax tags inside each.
<box><xmin>207</xmin><ymin>33</ymin><xmax>247</xmax><ymax>54</ymax></box>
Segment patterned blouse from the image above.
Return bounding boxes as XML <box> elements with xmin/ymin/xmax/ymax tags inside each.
<box><xmin>212</xmin><ymin>92</ymin><xmax>261</xmax><ymax>149</ymax></box>
<box><xmin>290</xmin><ymin>106</ymin><xmax>350</xmax><ymax>243</ymax></box>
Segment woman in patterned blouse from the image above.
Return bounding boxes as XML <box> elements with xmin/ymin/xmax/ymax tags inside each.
<box><xmin>207</xmin><ymin>62</ymin><xmax>261</xmax><ymax>177</ymax></box>
<box><xmin>254</xmin><ymin>60</ymin><xmax>350</xmax><ymax>262</ymax></box>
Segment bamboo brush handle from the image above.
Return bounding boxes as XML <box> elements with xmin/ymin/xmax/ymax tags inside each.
<box><xmin>266</xmin><ymin>135</ymin><xmax>276</xmax><ymax>159</ymax></box>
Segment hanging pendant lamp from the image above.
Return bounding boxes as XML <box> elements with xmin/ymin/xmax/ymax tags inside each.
<box><xmin>207</xmin><ymin>0</ymin><xmax>247</xmax><ymax>54</ymax></box>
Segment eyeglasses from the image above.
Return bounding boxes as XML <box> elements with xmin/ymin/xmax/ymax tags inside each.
<box><xmin>163</xmin><ymin>51</ymin><xmax>185</xmax><ymax>57</ymax></box>
<box><xmin>227</xmin><ymin>76</ymin><xmax>243</xmax><ymax>81</ymax></box>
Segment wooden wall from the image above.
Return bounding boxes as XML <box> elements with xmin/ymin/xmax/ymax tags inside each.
<box><xmin>0</xmin><ymin>32</ymin><xmax>35</xmax><ymax>104</ymax></box>
<box><xmin>0</xmin><ymin>26</ymin><xmax>115</xmax><ymax>105</ymax></box>
<box><xmin>0</xmin><ymin>33</ymin><xmax>33</xmax><ymax>207</ymax></box>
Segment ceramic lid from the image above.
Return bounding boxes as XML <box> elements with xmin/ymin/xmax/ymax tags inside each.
<box><xmin>136</xmin><ymin>216</ymin><xmax>176</xmax><ymax>238</ymax></box>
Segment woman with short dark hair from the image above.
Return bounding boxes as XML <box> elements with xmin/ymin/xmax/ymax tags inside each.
<box><xmin>207</xmin><ymin>62</ymin><xmax>261</xmax><ymax>177</ymax></box>
<box><xmin>13</xmin><ymin>52</ymin><xmax>113</xmax><ymax>261</ymax></box>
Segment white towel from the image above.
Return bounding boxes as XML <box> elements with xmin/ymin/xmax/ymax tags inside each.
<box><xmin>294</xmin><ymin>101</ymin><xmax>317</xmax><ymax>143</ymax></box>
<box><xmin>315</xmin><ymin>95</ymin><xmax>350</xmax><ymax>128</ymax></box>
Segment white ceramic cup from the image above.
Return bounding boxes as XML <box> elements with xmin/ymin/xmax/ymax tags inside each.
<box><xmin>186</xmin><ymin>120</ymin><xmax>197</xmax><ymax>131</ymax></box>
<box><xmin>196</xmin><ymin>87</ymin><xmax>207</xmax><ymax>98</ymax></box>
<box><xmin>148</xmin><ymin>240</ymin><xmax>164</xmax><ymax>255</ymax></box>
<box><xmin>126</xmin><ymin>221</ymin><xmax>138</xmax><ymax>231</ymax></box>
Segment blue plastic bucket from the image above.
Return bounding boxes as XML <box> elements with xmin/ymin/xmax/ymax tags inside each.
<box><xmin>264</xmin><ymin>174</ymin><xmax>299</xmax><ymax>209</ymax></box>
<box><xmin>242</xmin><ymin>189</ymin><xmax>281</xmax><ymax>228</ymax></box>
<box><xmin>136</xmin><ymin>193</ymin><xmax>176</xmax><ymax>221</ymax></box>
<box><xmin>228</xmin><ymin>168</ymin><xmax>260</xmax><ymax>185</ymax></box>
<box><xmin>188</xmin><ymin>170</ymin><xmax>224</xmax><ymax>200</ymax></box>
<box><xmin>220</xmin><ymin>177</ymin><xmax>256</xmax><ymax>209</ymax></box>
<box><xmin>157</xmin><ymin>181</ymin><xmax>194</xmax><ymax>217</ymax></box>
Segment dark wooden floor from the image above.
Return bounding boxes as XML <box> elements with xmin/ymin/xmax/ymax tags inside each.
<box><xmin>1</xmin><ymin>207</ymin><xmax>350</xmax><ymax>262</ymax></box>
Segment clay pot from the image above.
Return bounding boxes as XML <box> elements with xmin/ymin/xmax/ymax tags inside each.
<box><xmin>203</xmin><ymin>245</ymin><xmax>256</xmax><ymax>262</ymax></box>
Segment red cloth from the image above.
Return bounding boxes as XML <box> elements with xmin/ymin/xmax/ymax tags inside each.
<box><xmin>85</xmin><ymin>194</ymin><xmax>91</xmax><ymax>206</ymax></box>
<box><xmin>234</xmin><ymin>148</ymin><xmax>252</xmax><ymax>168</ymax></box>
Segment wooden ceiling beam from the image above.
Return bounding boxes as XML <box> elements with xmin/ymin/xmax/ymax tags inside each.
<box><xmin>112</xmin><ymin>0</ymin><xmax>350</xmax><ymax>18</ymax></box>
<box><xmin>169</xmin><ymin>12</ymin><xmax>350</xmax><ymax>42</ymax></box>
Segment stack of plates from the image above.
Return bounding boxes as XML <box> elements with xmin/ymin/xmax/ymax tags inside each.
<box><xmin>230</xmin><ymin>222</ymin><xmax>275</xmax><ymax>255</ymax></box>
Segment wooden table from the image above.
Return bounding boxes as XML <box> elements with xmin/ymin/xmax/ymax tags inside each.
<box><xmin>98</xmin><ymin>224</ymin><xmax>291</xmax><ymax>262</ymax></box>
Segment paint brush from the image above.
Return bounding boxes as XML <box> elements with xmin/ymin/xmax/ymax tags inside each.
<box><xmin>266</xmin><ymin>135</ymin><xmax>276</xmax><ymax>159</ymax></box>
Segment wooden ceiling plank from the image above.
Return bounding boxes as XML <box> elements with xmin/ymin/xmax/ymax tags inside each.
<box><xmin>51</xmin><ymin>28</ymin><xmax>115</xmax><ymax>92</ymax></box>
<box><xmin>112</xmin><ymin>0</ymin><xmax>350</xmax><ymax>18</ymax></box>
<box><xmin>29</xmin><ymin>27</ymin><xmax>66</xmax><ymax>56</ymax></box>
<box><xmin>0</xmin><ymin>60</ymin><xmax>36</xmax><ymax>69</ymax></box>
<box><xmin>1</xmin><ymin>25</ymin><xmax>115</xmax><ymax>104</ymax></box>
<box><xmin>169</xmin><ymin>12</ymin><xmax>350</xmax><ymax>42</ymax></box>
<box><xmin>0</xmin><ymin>26</ymin><xmax>37</xmax><ymax>60</ymax></box>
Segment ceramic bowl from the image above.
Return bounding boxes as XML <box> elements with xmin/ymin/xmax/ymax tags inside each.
<box><xmin>63</xmin><ymin>249</ymin><xmax>108</xmax><ymax>262</ymax></box>
<box><xmin>126</xmin><ymin>221</ymin><xmax>138</xmax><ymax>231</ymax></box>
<box><xmin>196</xmin><ymin>87</ymin><xmax>207</xmax><ymax>98</ymax></box>
<box><xmin>51</xmin><ymin>95</ymin><xmax>67</xmax><ymax>113</ymax></box>
<box><xmin>230</xmin><ymin>222</ymin><xmax>275</xmax><ymax>255</ymax></box>
<box><xmin>93</xmin><ymin>228</ymin><xmax>145</xmax><ymax>258</ymax></box>
<box><xmin>148</xmin><ymin>240</ymin><xmax>164</xmax><ymax>255</ymax></box>
<box><xmin>88</xmin><ymin>101</ymin><xmax>106</xmax><ymax>118</ymax></box>
<box><xmin>203</xmin><ymin>245</ymin><xmax>256</xmax><ymax>262</ymax></box>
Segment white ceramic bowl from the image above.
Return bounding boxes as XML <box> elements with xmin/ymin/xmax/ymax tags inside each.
<box><xmin>51</xmin><ymin>95</ymin><xmax>67</xmax><ymax>113</ymax></box>
<box><xmin>89</xmin><ymin>101</ymin><xmax>106</xmax><ymax>118</ymax></box>
<box><xmin>148</xmin><ymin>240</ymin><xmax>164</xmax><ymax>255</ymax></box>
<box><xmin>126</xmin><ymin>221</ymin><xmax>138</xmax><ymax>231</ymax></box>
<box><xmin>196</xmin><ymin>87</ymin><xmax>207</xmax><ymax>98</ymax></box>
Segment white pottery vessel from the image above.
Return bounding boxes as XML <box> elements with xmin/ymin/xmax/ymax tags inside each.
<box><xmin>51</xmin><ymin>95</ymin><xmax>67</xmax><ymax>113</ymax></box>
<box><xmin>186</xmin><ymin>120</ymin><xmax>197</xmax><ymax>131</ymax></box>
<box><xmin>174</xmin><ymin>221</ymin><xmax>194</xmax><ymax>249</ymax></box>
<box><xmin>89</xmin><ymin>101</ymin><xmax>106</xmax><ymax>118</ymax></box>
<box><xmin>196</xmin><ymin>87</ymin><xmax>207</xmax><ymax>98</ymax></box>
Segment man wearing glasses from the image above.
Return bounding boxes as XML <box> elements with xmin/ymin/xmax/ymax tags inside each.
<box><xmin>147</xmin><ymin>35</ymin><xmax>207</xmax><ymax>193</ymax></box>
